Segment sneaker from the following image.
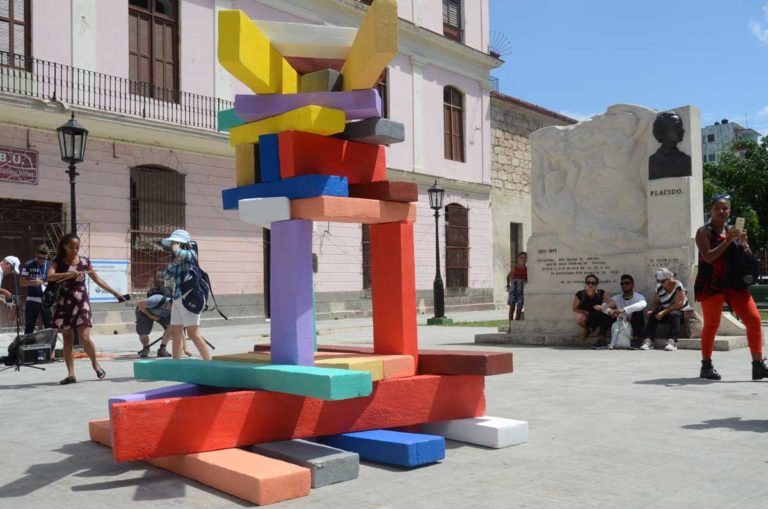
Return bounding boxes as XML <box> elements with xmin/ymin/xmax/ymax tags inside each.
<box><xmin>639</xmin><ymin>338</ymin><xmax>654</xmax><ymax>350</ymax></box>
<box><xmin>752</xmin><ymin>358</ymin><xmax>768</xmax><ymax>380</ymax></box>
<box><xmin>157</xmin><ymin>346</ymin><xmax>171</xmax><ymax>358</ymax></box>
<box><xmin>591</xmin><ymin>338</ymin><xmax>608</xmax><ymax>350</ymax></box>
<box><xmin>700</xmin><ymin>360</ymin><xmax>721</xmax><ymax>381</ymax></box>
<box><xmin>138</xmin><ymin>346</ymin><xmax>150</xmax><ymax>358</ymax></box>
<box><xmin>664</xmin><ymin>339</ymin><xmax>678</xmax><ymax>352</ymax></box>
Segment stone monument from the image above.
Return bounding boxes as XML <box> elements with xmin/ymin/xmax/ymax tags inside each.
<box><xmin>477</xmin><ymin>104</ymin><xmax>745</xmax><ymax>347</ymax></box>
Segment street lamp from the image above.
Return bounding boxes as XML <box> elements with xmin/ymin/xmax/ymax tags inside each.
<box><xmin>57</xmin><ymin>113</ymin><xmax>89</xmax><ymax>235</ymax></box>
<box><xmin>427</xmin><ymin>180</ymin><xmax>452</xmax><ymax>325</ymax></box>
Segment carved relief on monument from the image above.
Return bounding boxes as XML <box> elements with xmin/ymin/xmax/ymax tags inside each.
<box><xmin>530</xmin><ymin>104</ymin><xmax>656</xmax><ymax>254</ymax></box>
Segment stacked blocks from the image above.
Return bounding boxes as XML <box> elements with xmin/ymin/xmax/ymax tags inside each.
<box><xmin>86</xmin><ymin>2</ymin><xmax>527</xmax><ymax>505</ymax></box>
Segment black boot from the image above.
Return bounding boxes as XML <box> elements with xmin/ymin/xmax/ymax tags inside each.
<box><xmin>700</xmin><ymin>359</ymin><xmax>721</xmax><ymax>381</ymax></box>
<box><xmin>752</xmin><ymin>358</ymin><xmax>768</xmax><ymax>380</ymax></box>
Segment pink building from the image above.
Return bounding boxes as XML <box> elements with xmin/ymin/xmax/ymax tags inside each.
<box><xmin>0</xmin><ymin>0</ymin><xmax>500</xmax><ymax>331</ymax></box>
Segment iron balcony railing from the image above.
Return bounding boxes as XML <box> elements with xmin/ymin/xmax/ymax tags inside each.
<box><xmin>0</xmin><ymin>51</ymin><xmax>233</xmax><ymax>132</ymax></box>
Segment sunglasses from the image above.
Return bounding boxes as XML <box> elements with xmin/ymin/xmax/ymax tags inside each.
<box><xmin>620</xmin><ymin>281</ymin><xmax>632</xmax><ymax>285</ymax></box>
<box><xmin>585</xmin><ymin>281</ymin><xmax>598</xmax><ymax>286</ymax></box>
<box><xmin>656</xmin><ymin>278</ymin><xmax>669</xmax><ymax>284</ymax></box>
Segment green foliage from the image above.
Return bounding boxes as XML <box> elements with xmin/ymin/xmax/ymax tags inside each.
<box><xmin>702</xmin><ymin>136</ymin><xmax>768</xmax><ymax>249</ymax></box>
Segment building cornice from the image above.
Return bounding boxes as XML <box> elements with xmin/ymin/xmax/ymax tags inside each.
<box><xmin>491</xmin><ymin>91</ymin><xmax>577</xmax><ymax>125</ymax></box>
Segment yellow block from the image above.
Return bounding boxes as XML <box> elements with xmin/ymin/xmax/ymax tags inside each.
<box><xmin>218</xmin><ymin>10</ymin><xmax>298</xmax><ymax>94</ymax></box>
<box><xmin>214</xmin><ymin>352</ymin><xmax>385</xmax><ymax>381</ymax></box>
<box><xmin>235</xmin><ymin>144</ymin><xmax>258</xmax><ymax>187</ymax></box>
<box><xmin>341</xmin><ymin>0</ymin><xmax>399</xmax><ymax>91</ymax></box>
<box><xmin>229</xmin><ymin>106</ymin><xmax>345</xmax><ymax>146</ymax></box>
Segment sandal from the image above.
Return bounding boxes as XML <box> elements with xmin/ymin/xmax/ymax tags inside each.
<box><xmin>60</xmin><ymin>375</ymin><xmax>77</xmax><ymax>385</ymax></box>
<box><xmin>95</xmin><ymin>367</ymin><xmax>106</xmax><ymax>379</ymax></box>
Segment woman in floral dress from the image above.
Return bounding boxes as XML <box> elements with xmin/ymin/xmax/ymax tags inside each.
<box><xmin>48</xmin><ymin>233</ymin><xmax>125</xmax><ymax>385</ymax></box>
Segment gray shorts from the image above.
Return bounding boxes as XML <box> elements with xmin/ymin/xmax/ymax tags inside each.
<box><xmin>135</xmin><ymin>308</ymin><xmax>170</xmax><ymax>336</ymax></box>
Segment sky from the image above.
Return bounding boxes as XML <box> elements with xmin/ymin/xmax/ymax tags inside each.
<box><xmin>489</xmin><ymin>0</ymin><xmax>768</xmax><ymax>137</ymax></box>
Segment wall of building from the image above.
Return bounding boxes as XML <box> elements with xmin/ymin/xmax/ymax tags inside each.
<box><xmin>490</xmin><ymin>95</ymin><xmax>575</xmax><ymax>306</ymax></box>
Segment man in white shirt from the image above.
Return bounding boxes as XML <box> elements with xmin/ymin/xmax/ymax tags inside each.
<box><xmin>602</xmin><ymin>274</ymin><xmax>647</xmax><ymax>349</ymax></box>
<box><xmin>0</xmin><ymin>256</ymin><xmax>20</xmax><ymax>301</ymax></box>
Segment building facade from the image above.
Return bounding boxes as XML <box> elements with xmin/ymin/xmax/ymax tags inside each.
<box><xmin>701</xmin><ymin>119</ymin><xmax>761</xmax><ymax>163</ymax></box>
<box><xmin>489</xmin><ymin>91</ymin><xmax>575</xmax><ymax>306</ymax></box>
<box><xmin>0</xmin><ymin>0</ymin><xmax>499</xmax><ymax>331</ymax></box>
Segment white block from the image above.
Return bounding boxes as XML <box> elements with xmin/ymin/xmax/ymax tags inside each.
<box><xmin>238</xmin><ymin>197</ymin><xmax>291</xmax><ymax>226</ymax></box>
<box><xmin>251</xmin><ymin>20</ymin><xmax>356</xmax><ymax>59</ymax></box>
<box><xmin>421</xmin><ymin>416</ymin><xmax>528</xmax><ymax>449</ymax></box>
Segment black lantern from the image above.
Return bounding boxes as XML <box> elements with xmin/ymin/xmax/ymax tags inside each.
<box><xmin>57</xmin><ymin>113</ymin><xmax>89</xmax><ymax>164</ymax></box>
<box><xmin>426</xmin><ymin>180</ymin><xmax>451</xmax><ymax>324</ymax></box>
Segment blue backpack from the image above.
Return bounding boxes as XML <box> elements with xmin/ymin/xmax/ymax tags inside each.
<box><xmin>179</xmin><ymin>258</ymin><xmax>228</xmax><ymax>319</ymax></box>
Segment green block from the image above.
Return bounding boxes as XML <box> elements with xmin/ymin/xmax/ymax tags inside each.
<box><xmin>218</xmin><ymin>108</ymin><xmax>246</xmax><ymax>132</ymax></box>
<box><xmin>134</xmin><ymin>359</ymin><xmax>372</xmax><ymax>401</ymax></box>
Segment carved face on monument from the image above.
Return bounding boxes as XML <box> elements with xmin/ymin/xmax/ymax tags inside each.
<box><xmin>652</xmin><ymin>112</ymin><xmax>685</xmax><ymax>144</ymax></box>
<box><xmin>648</xmin><ymin>111</ymin><xmax>692</xmax><ymax>180</ymax></box>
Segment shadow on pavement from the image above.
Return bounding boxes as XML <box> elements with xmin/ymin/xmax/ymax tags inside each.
<box><xmin>634</xmin><ymin>378</ymin><xmax>750</xmax><ymax>386</ymax></box>
<box><xmin>681</xmin><ymin>417</ymin><xmax>768</xmax><ymax>433</ymax></box>
<box><xmin>0</xmin><ymin>376</ymin><xmax>137</xmax><ymax>389</ymax></box>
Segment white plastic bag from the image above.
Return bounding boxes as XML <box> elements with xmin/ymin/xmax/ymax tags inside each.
<box><xmin>609</xmin><ymin>316</ymin><xmax>633</xmax><ymax>349</ymax></box>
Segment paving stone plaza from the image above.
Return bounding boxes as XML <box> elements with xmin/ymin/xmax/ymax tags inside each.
<box><xmin>1</xmin><ymin>312</ymin><xmax>767</xmax><ymax>508</ymax></box>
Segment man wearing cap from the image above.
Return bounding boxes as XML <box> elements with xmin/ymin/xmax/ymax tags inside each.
<box><xmin>0</xmin><ymin>255</ymin><xmax>20</xmax><ymax>301</ymax></box>
<box><xmin>20</xmin><ymin>244</ymin><xmax>53</xmax><ymax>334</ymax></box>
<box><xmin>163</xmin><ymin>230</ymin><xmax>211</xmax><ymax>360</ymax></box>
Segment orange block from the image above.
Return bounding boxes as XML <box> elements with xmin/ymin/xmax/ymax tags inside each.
<box><xmin>110</xmin><ymin>374</ymin><xmax>485</xmax><ymax>461</ymax></box>
<box><xmin>290</xmin><ymin>196</ymin><xmax>415</xmax><ymax>224</ymax></box>
<box><xmin>89</xmin><ymin>419</ymin><xmax>311</xmax><ymax>505</ymax></box>
<box><xmin>370</xmin><ymin>222</ymin><xmax>418</xmax><ymax>361</ymax></box>
<box><xmin>278</xmin><ymin>131</ymin><xmax>386</xmax><ymax>184</ymax></box>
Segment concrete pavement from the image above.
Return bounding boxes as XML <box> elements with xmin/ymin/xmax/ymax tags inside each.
<box><xmin>1</xmin><ymin>311</ymin><xmax>767</xmax><ymax>509</ymax></box>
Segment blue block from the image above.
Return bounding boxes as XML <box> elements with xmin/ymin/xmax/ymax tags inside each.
<box><xmin>221</xmin><ymin>175</ymin><xmax>348</xmax><ymax>210</ymax></box>
<box><xmin>258</xmin><ymin>133</ymin><xmax>281</xmax><ymax>182</ymax></box>
<box><xmin>317</xmin><ymin>430</ymin><xmax>445</xmax><ymax>467</ymax></box>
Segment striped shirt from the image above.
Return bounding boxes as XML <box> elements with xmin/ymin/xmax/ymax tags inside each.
<box><xmin>164</xmin><ymin>248</ymin><xmax>196</xmax><ymax>300</ymax></box>
<box><xmin>656</xmin><ymin>281</ymin><xmax>689</xmax><ymax>311</ymax></box>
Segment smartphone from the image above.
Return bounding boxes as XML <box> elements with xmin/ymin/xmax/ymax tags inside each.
<box><xmin>734</xmin><ymin>217</ymin><xmax>745</xmax><ymax>231</ymax></box>
<box><xmin>119</xmin><ymin>294</ymin><xmax>131</xmax><ymax>303</ymax></box>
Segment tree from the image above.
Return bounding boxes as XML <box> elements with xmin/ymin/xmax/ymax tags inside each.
<box><xmin>703</xmin><ymin>136</ymin><xmax>768</xmax><ymax>250</ymax></box>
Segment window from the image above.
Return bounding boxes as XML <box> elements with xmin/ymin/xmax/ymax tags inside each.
<box><xmin>362</xmin><ymin>224</ymin><xmax>371</xmax><ymax>289</ymax></box>
<box><xmin>443</xmin><ymin>86</ymin><xmax>465</xmax><ymax>162</ymax></box>
<box><xmin>0</xmin><ymin>0</ymin><xmax>31</xmax><ymax>69</ymax></box>
<box><xmin>129</xmin><ymin>0</ymin><xmax>179</xmax><ymax>102</ymax></box>
<box><xmin>376</xmin><ymin>70</ymin><xmax>389</xmax><ymax>119</ymax></box>
<box><xmin>443</xmin><ymin>0</ymin><xmax>462</xmax><ymax>42</ymax></box>
<box><xmin>707</xmin><ymin>134</ymin><xmax>715</xmax><ymax>143</ymax></box>
<box><xmin>445</xmin><ymin>203</ymin><xmax>469</xmax><ymax>289</ymax></box>
<box><xmin>129</xmin><ymin>166</ymin><xmax>185</xmax><ymax>292</ymax></box>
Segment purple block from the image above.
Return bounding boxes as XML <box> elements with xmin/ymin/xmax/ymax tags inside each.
<box><xmin>270</xmin><ymin>219</ymin><xmax>315</xmax><ymax>366</ymax></box>
<box><xmin>235</xmin><ymin>89</ymin><xmax>381</xmax><ymax>123</ymax></box>
<box><xmin>108</xmin><ymin>383</ymin><xmax>226</xmax><ymax>410</ymax></box>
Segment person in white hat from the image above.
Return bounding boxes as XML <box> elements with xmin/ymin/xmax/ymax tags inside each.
<box><xmin>0</xmin><ymin>256</ymin><xmax>20</xmax><ymax>300</ymax></box>
<box><xmin>162</xmin><ymin>230</ymin><xmax>211</xmax><ymax>360</ymax></box>
<box><xmin>640</xmin><ymin>267</ymin><xmax>690</xmax><ymax>352</ymax></box>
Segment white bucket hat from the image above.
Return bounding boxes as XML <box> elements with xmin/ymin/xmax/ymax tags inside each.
<box><xmin>655</xmin><ymin>267</ymin><xmax>674</xmax><ymax>282</ymax></box>
<box><xmin>3</xmin><ymin>256</ymin><xmax>20</xmax><ymax>274</ymax></box>
<box><xmin>162</xmin><ymin>229</ymin><xmax>191</xmax><ymax>246</ymax></box>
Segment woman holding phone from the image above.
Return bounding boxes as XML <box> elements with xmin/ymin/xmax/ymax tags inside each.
<box><xmin>694</xmin><ymin>194</ymin><xmax>766</xmax><ymax>381</ymax></box>
<box><xmin>48</xmin><ymin>233</ymin><xmax>127</xmax><ymax>385</ymax></box>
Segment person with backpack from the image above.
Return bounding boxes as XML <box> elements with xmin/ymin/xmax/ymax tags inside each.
<box><xmin>694</xmin><ymin>194</ymin><xmax>766</xmax><ymax>381</ymax></box>
<box><xmin>572</xmin><ymin>274</ymin><xmax>611</xmax><ymax>349</ymax></box>
<box><xmin>162</xmin><ymin>230</ymin><xmax>211</xmax><ymax>360</ymax></box>
<box><xmin>135</xmin><ymin>286</ymin><xmax>173</xmax><ymax>358</ymax></box>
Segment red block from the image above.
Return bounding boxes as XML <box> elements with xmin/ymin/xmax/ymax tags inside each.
<box><xmin>278</xmin><ymin>131</ymin><xmax>386</xmax><ymax>184</ymax></box>
<box><xmin>348</xmin><ymin>181</ymin><xmax>418</xmax><ymax>202</ymax></box>
<box><xmin>370</xmin><ymin>222</ymin><xmax>418</xmax><ymax>361</ymax></box>
<box><xmin>110</xmin><ymin>374</ymin><xmax>485</xmax><ymax>462</ymax></box>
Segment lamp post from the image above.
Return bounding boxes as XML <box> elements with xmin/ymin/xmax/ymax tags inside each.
<box><xmin>57</xmin><ymin>113</ymin><xmax>89</xmax><ymax>235</ymax></box>
<box><xmin>57</xmin><ymin>113</ymin><xmax>88</xmax><ymax>348</ymax></box>
<box><xmin>426</xmin><ymin>180</ymin><xmax>452</xmax><ymax>325</ymax></box>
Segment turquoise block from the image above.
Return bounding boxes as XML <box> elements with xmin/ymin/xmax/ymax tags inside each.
<box><xmin>218</xmin><ymin>108</ymin><xmax>246</xmax><ymax>132</ymax></box>
<box><xmin>133</xmin><ymin>359</ymin><xmax>372</xmax><ymax>400</ymax></box>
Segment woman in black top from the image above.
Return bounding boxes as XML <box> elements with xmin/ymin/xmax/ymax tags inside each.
<box><xmin>572</xmin><ymin>274</ymin><xmax>610</xmax><ymax>349</ymax></box>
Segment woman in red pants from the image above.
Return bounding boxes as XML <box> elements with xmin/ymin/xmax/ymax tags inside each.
<box><xmin>694</xmin><ymin>194</ymin><xmax>767</xmax><ymax>380</ymax></box>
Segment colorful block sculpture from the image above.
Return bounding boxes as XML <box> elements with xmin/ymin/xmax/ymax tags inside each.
<box><xmin>85</xmin><ymin>4</ymin><xmax>523</xmax><ymax>505</ymax></box>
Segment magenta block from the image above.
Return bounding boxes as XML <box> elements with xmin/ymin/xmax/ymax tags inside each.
<box><xmin>270</xmin><ymin>219</ymin><xmax>315</xmax><ymax>366</ymax></box>
<box><xmin>235</xmin><ymin>89</ymin><xmax>381</xmax><ymax>123</ymax></box>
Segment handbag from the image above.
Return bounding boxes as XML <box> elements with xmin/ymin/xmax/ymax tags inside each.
<box><xmin>41</xmin><ymin>281</ymin><xmax>60</xmax><ymax>311</ymax></box>
<box><xmin>724</xmin><ymin>240</ymin><xmax>760</xmax><ymax>289</ymax></box>
<box><xmin>609</xmin><ymin>316</ymin><xmax>633</xmax><ymax>350</ymax></box>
